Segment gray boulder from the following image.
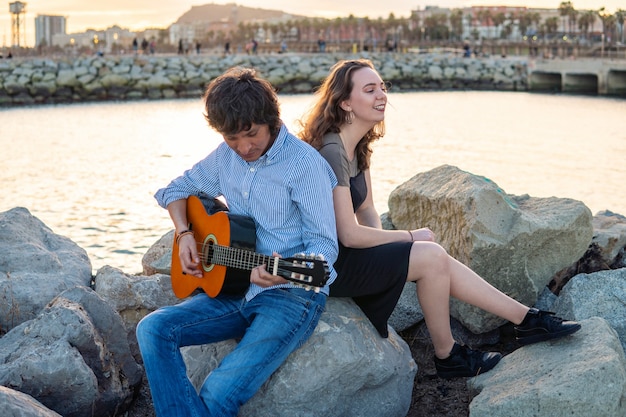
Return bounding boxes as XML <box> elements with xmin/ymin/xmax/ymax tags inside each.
<box><xmin>141</xmin><ymin>230</ymin><xmax>174</xmax><ymax>276</ymax></box>
<box><xmin>94</xmin><ymin>265</ymin><xmax>181</xmax><ymax>358</ymax></box>
<box><xmin>0</xmin><ymin>207</ymin><xmax>92</xmax><ymax>332</ymax></box>
<box><xmin>468</xmin><ymin>317</ymin><xmax>626</xmax><ymax>417</ymax></box>
<box><xmin>96</xmin><ymin>256</ymin><xmax>416</xmax><ymax>417</ymax></box>
<box><xmin>552</xmin><ymin>268</ymin><xmax>626</xmax><ymax>354</ymax></box>
<box><xmin>0</xmin><ymin>386</ymin><xmax>62</xmax><ymax>417</ymax></box>
<box><xmin>0</xmin><ymin>286</ymin><xmax>142</xmax><ymax>417</ymax></box>
<box><xmin>183</xmin><ymin>297</ymin><xmax>417</xmax><ymax>417</ymax></box>
<box><xmin>550</xmin><ymin>210</ymin><xmax>626</xmax><ymax>292</ymax></box>
<box><xmin>388</xmin><ymin>165</ymin><xmax>592</xmax><ymax>333</ymax></box>
<box><xmin>592</xmin><ymin>211</ymin><xmax>626</xmax><ymax>267</ymax></box>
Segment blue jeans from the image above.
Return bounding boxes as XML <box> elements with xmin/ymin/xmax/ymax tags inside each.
<box><xmin>136</xmin><ymin>288</ymin><xmax>326</xmax><ymax>417</ymax></box>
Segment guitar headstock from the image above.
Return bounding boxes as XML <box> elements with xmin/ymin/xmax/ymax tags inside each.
<box><xmin>278</xmin><ymin>253</ymin><xmax>330</xmax><ymax>291</ymax></box>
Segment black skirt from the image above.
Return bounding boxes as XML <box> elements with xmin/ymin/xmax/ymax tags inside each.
<box><xmin>330</xmin><ymin>241</ymin><xmax>412</xmax><ymax>337</ymax></box>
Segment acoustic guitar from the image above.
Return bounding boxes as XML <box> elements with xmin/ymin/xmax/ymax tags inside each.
<box><xmin>170</xmin><ymin>195</ymin><xmax>330</xmax><ymax>298</ymax></box>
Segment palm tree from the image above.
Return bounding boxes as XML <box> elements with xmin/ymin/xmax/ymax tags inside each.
<box><xmin>492</xmin><ymin>12</ymin><xmax>507</xmax><ymax>39</ymax></box>
<box><xmin>449</xmin><ymin>9</ymin><xmax>464</xmax><ymax>41</ymax></box>
<box><xmin>545</xmin><ymin>16</ymin><xmax>559</xmax><ymax>38</ymax></box>
<box><xmin>476</xmin><ymin>8</ymin><xmax>493</xmax><ymax>39</ymax></box>
<box><xmin>615</xmin><ymin>9</ymin><xmax>626</xmax><ymax>44</ymax></box>
<box><xmin>578</xmin><ymin>10</ymin><xmax>596</xmax><ymax>41</ymax></box>
<box><xmin>597</xmin><ymin>8</ymin><xmax>612</xmax><ymax>44</ymax></box>
<box><xmin>558</xmin><ymin>1</ymin><xmax>575</xmax><ymax>36</ymax></box>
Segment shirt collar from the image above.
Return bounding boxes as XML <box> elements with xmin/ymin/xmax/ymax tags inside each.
<box><xmin>260</xmin><ymin>124</ymin><xmax>287</xmax><ymax>163</ymax></box>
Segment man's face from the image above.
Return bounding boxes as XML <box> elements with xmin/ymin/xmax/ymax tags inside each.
<box><xmin>223</xmin><ymin>124</ymin><xmax>273</xmax><ymax>162</ymax></box>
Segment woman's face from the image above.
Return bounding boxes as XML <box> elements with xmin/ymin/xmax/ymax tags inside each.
<box><xmin>343</xmin><ymin>67</ymin><xmax>387</xmax><ymax>125</ymax></box>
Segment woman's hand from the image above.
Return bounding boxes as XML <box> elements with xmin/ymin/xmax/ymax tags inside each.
<box><xmin>409</xmin><ymin>227</ymin><xmax>436</xmax><ymax>242</ymax></box>
<box><xmin>250</xmin><ymin>252</ymin><xmax>289</xmax><ymax>287</ymax></box>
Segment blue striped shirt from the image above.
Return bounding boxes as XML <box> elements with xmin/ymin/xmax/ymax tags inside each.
<box><xmin>155</xmin><ymin>124</ymin><xmax>338</xmax><ymax>299</ymax></box>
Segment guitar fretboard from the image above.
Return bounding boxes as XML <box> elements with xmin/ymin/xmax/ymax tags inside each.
<box><xmin>208</xmin><ymin>243</ymin><xmax>276</xmax><ymax>272</ymax></box>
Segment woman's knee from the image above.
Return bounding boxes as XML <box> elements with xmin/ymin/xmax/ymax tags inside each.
<box><xmin>410</xmin><ymin>241</ymin><xmax>450</xmax><ymax>270</ymax></box>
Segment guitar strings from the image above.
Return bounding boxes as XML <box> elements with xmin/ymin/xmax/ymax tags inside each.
<box><xmin>190</xmin><ymin>241</ymin><xmax>315</xmax><ymax>281</ymax></box>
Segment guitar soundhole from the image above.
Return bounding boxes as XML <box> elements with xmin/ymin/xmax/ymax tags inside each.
<box><xmin>201</xmin><ymin>234</ymin><xmax>217</xmax><ymax>273</ymax></box>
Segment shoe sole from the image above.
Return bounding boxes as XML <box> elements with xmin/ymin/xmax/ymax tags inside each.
<box><xmin>516</xmin><ymin>323</ymin><xmax>581</xmax><ymax>346</ymax></box>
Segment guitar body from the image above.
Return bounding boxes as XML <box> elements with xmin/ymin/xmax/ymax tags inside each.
<box><xmin>171</xmin><ymin>196</ymin><xmax>256</xmax><ymax>298</ymax></box>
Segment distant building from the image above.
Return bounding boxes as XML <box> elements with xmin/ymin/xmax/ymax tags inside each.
<box><xmin>411</xmin><ymin>5</ymin><xmax>600</xmax><ymax>41</ymax></box>
<box><xmin>52</xmin><ymin>26</ymin><xmax>136</xmax><ymax>54</ymax></box>
<box><xmin>52</xmin><ymin>30</ymin><xmax>104</xmax><ymax>50</ymax></box>
<box><xmin>35</xmin><ymin>14</ymin><xmax>66</xmax><ymax>47</ymax></box>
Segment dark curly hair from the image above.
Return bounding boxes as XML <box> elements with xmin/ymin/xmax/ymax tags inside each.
<box><xmin>203</xmin><ymin>67</ymin><xmax>281</xmax><ymax>139</ymax></box>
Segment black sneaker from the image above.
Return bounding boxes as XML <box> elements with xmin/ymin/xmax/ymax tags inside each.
<box><xmin>434</xmin><ymin>342</ymin><xmax>502</xmax><ymax>379</ymax></box>
<box><xmin>514</xmin><ymin>308</ymin><xmax>581</xmax><ymax>346</ymax></box>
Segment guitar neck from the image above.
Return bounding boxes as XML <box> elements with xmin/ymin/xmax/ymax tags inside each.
<box><xmin>210</xmin><ymin>244</ymin><xmax>277</xmax><ymax>273</ymax></box>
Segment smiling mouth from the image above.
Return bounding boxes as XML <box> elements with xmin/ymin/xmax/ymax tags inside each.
<box><xmin>374</xmin><ymin>104</ymin><xmax>385</xmax><ymax>111</ymax></box>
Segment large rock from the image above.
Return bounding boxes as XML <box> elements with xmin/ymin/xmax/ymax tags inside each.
<box><xmin>388</xmin><ymin>165</ymin><xmax>593</xmax><ymax>333</ymax></box>
<box><xmin>552</xmin><ymin>268</ymin><xmax>626</xmax><ymax>353</ymax></box>
<box><xmin>0</xmin><ymin>286</ymin><xmax>142</xmax><ymax>417</ymax></box>
<box><xmin>0</xmin><ymin>207</ymin><xmax>92</xmax><ymax>332</ymax></box>
<box><xmin>550</xmin><ymin>210</ymin><xmax>626</xmax><ymax>292</ymax></box>
<box><xmin>94</xmin><ymin>265</ymin><xmax>181</xmax><ymax>359</ymax></box>
<box><xmin>591</xmin><ymin>211</ymin><xmax>626</xmax><ymax>266</ymax></box>
<box><xmin>0</xmin><ymin>386</ymin><xmax>62</xmax><ymax>417</ymax></box>
<box><xmin>141</xmin><ymin>230</ymin><xmax>174</xmax><ymax>276</ymax></box>
<box><xmin>468</xmin><ymin>317</ymin><xmax>626</xmax><ymax>417</ymax></box>
<box><xmin>97</xmin><ymin>250</ymin><xmax>416</xmax><ymax>416</ymax></box>
<box><xmin>183</xmin><ymin>298</ymin><xmax>416</xmax><ymax>417</ymax></box>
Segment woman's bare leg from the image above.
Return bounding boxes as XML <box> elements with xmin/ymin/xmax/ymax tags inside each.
<box><xmin>407</xmin><ymin>241</ymin><xmax>529</xmax><ymax>359</ymax></box>
<box><xmin>447</xmin><ymin>256</ymin><xmax>529</xmax><ymax>325</ymax></box>
<box><xmin>407</xmin><ymin>242</ymin><xmax>456</xmax><ymax>359</ymax></box>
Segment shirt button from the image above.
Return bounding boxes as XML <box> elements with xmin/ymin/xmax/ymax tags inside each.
<box><xmin>243</xmin><ymin>192</ymin><xmax>249</xmax><ymax>197</ymax></box>
<box><xmin>250</xmin><ymin>167</ymin><xmax>255</xmax><ymax>172</ymax></box>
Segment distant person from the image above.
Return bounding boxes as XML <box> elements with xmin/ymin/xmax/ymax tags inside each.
<box><xmin>178</xmin><ymin>39</ymin><xmax>183</xmax><ymax>55</ymax></box>
<box><xmin>136</xmin><ymin>67</ymin><xmax>338</xmax><ymax>416</ymax></box>
<box><xmin>196</xmin><ymin>41</ymin><xmax>201</xmax><ymax>54</ymax></box>
<box><xmin>252</xmin><ymin>38</ymin><xmax>258</xmax><ymax>54</ymax></box>
<box><xmin>7</xmin><ymin>51</ymin><xmax>12</xmax><ymax>59</ymax></box>
<box><xmin>298</xmin><ymin>58</ymin><xmax>581</xmax><ymax>379</ymax></box>
<box><xmin>224</xmin><ymin>40</ymin><xmax>231</xmax><ymax>55</ymax></box>
<box><xmin>463</xmin><ymin>42</ymin><xmax>471</xmax><ymax>57</ymax></box>
<box><xmin>318</xmin><ymin>38</ymin><xmax>326</xmax><ymax>53</ymax></box>
<box><xmin>132</xmin><ymin>38</ymin><xmax>138</xmax><ymax>55</ymax></box>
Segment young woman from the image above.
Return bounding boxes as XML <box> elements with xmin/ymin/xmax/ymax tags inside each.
<box><xmin>299</xmin><ymin>59</ymin><xmax>580</xmax><ymax>379</ymax></box>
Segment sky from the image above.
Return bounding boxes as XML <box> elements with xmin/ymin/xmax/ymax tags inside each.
<box><xmin>1</xmin><ymin>1</ymin><xmax>624</xmax><ymax>47</ymax></box>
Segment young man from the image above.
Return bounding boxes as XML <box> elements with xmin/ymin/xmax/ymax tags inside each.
<box><xmin>136</xmin><ymin>67</ymin><xmax>338</xmax><ymax>417</ymax></box>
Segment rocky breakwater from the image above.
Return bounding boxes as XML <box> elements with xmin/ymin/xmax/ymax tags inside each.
<box><xmin>0</xmin><ymin>53</ymin><xmax>529</xmax><ymax>106</ymax></box>
<box><xmin>2</xmin><ymin>165</ymin><xmax>626</xmax><ymax>417</ymax></box>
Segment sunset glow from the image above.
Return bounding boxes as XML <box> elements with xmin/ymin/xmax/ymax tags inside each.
<box><xmin>1</xmin><ymin>0</ymin><xmax>623</xmax><ymax>47</ymax></box>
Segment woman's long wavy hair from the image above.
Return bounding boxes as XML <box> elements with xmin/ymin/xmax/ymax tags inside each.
<box><xmin>299</xmin><ymin>59</ymin><xmax>385</xmax><ymax>171</ymax></box>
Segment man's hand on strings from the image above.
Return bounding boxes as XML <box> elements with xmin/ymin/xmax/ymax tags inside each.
<box><xmin>178</xmin><ymin>233</ymin><xmax>203</xmax><ymax>277</ymax></box>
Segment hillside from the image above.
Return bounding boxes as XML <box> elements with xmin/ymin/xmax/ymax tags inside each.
<box><xmin>175</xmin><ymin>2</ymin><xmax>306</xmax><ymax>24</ymax></box>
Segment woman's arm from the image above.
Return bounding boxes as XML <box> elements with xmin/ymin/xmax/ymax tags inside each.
<box><xmin>354</xmin><ymin>169</ymin><xmax>382</xmax><ymax>228</ymax></box>
<box><xmin>335</xmin><ymin>169</ymin><xmax>435</xmax><ymax>248</ymax></box>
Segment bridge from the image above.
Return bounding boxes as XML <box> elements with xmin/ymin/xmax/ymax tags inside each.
<box><xmin>528</xmin><ymin>58</ymin><xmax>626</xmax><ymax>96</ymax></box>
